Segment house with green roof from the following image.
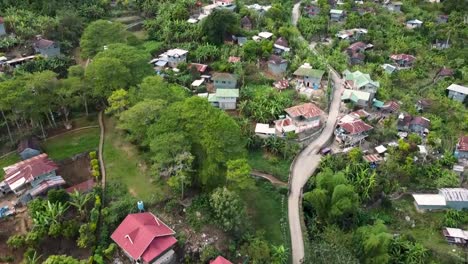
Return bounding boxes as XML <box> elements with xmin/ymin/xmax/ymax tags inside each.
<box><xmin>293</xmin><ymin>63</ymin><xmax>325</xmax><ymax>89</ymax></box>
<box><xmin>341</xmin><ymin>89</ymin><xmax>371</xmax><ymax>107</ymax></box>
<box><xmin>343</xmin><ymin>70</ymin><xmax>379</xmax><ymax>102</ymax></box>
<box><xmin>208</xmin><ymin>88</ymin><xmax>239</xmax><ymax>110</ymax></box>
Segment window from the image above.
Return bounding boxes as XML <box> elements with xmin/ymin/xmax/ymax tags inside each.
<box><xmin>222</xmin><ymin>81</ymin><xmax>226</xmax><ymax>84</ymax></box>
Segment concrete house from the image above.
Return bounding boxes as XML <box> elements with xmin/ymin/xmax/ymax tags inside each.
<box><xmin>17</xmin><ymin>137</ymin><xmax>41</xmax><ymax>160</ymax></box>
<box><xmin>330</xmin><ymin>9</ymin><xmax>345</xmax><ymax>21</ymax></box>
<box><xmin>209</xmin><ymin>88</ymin><xmax>239</xmax><ymax>110</ymax></box>
<box><xmin>212</xmin><ymin>72</ymin><xmax>237</xmax><ymax>89</ymax></box>
<box><xmin>397</xmin><ymin>114</ymin><xmax>430</xmax><ymax>134</ymax></box>
<box><xmin>240</xmin><ymin>16</ymin><xmax>252</xmax><ymax>30</ymax></box>
<box><xmin>33</xmin><ymin>36</ymin><xmax>60</xmax><ymax>58</ymax></box>
<box><xmin>343</xmin><ymin>70</ymin><xmax>379</xmax><ymax>100</ymax></box>
<box><xmin>267</xmin><ymin>55</ymin><xmax>288</xmax><ymax>76</ymax></box>
<box><xmin>455</xmin><ymin>136</ymin><xmax>468</xmax><ymax>160</ymax></box>
<box><xmin>0</xmin><ymin>17</ymin><xmax>6</xmax><ymax>36</ymax></box>
<box><xmin>413</xmin><ymin>188</ymin><xmax>468</xmax><ymax>212</ymax></box>
<box><xmin>341</xmin><ymin>89</ymin><xmax>371</xmax><ymax>107</ymax></box>
<box><xmin>386</xmin><ymin>1</ymin><xmax>402</xmax><ymax>12</ymax></box>
<box><xmin>274</xmin><ymin>37</ymin><xmax>290</xmax><ymax>54</ymax></box>
<box><xmin>335</xmin><ymin>119</ymin><xmax>373</xmax><ymax>146</ymax></box>
<box><xmin>275</xmin><ymin>103</ymin><xmax>324</xmax><ymax>135</ymax></box>
<box><xmin>111</xmin><ymin>212</ymin><xmax>177</xmax><ymax>264</ymax></box>
<box><xmin>446</xmin><ymin>84</ymin><xmax>468</xmax><ymax>103</ymax></box>
<box><xmin>293</xmin><ymin>63</ymin><xmax>325</xmax><ymax>89</ymax></box>
<box><xmin>156</xmin><ymin>49</ymin><xmax>188</xmax><ymax>68</ymax></box>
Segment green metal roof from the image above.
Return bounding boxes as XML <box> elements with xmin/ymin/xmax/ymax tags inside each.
<box><xmin>344</xmin><ymin>70</ymin><xmax>380</xmax><ymax>89</ymax></box>
<box><xmin>373</xmin><ymin>100</ymin><xmax>384</xmax><ymax>108</ymax></box>
<box><xmin>341</xmin><ymin>89</ymin><xmax>371</xmax><ymax>102</ymax></box>
<box><xmin>215</xmin><ymin>89</ymin><xmax>239</xmax><ymax>98</ymax></box>
<box><xmin>208</xmin><ymin>94</ymin><xmax>218</xmax><ymax>102</ymax></box>
<box><xmin>294</xmin><ymin>66</ymin><xmax>325</xmax><ymax>78</ymax></box>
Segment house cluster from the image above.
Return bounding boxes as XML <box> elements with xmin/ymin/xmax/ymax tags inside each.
<box><xmin>341</xmin><ymin>69</ymin><xmax>380</xmax><ymax>107</ymax></box>
<box><xmin>150</xmin><ymin>48</ymin><xmax>188</xmax><ymax>71</ymax></box>
<box><xmin>255</xmin><ymin>103</ymin><xmax>324</xmax><ymax>138</ymax></box>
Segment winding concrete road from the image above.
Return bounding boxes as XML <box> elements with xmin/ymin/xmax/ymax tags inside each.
<box><xmin>288</xmin><ymin>3</ymin><xmax>344</xmax><ymax>263</ymax></box>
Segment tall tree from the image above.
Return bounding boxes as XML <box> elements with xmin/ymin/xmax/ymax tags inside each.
<box><xmin>201</xmin><ymin>9</ymin><xmax>239</xmax><ymax>45</ymax></box>
<box><xmin>210</xmin><ymin>187</ymin><xmax>246</xmax><ymax>231</ymax></box>
<box><xmin>354</xmin><ymin>220</ymin><xmax>392</xmax><ymax>264</ymax></box>
<box><xmin>226</xmin><ymin>159</ymin><xmax>255</xmax><ymax>191</ymax></box>
<box><xmin>80</xmin><ymin>20</ymin><xmax>128</xmax><ymax>58</ymax></box>
<box><xmin>85</xmin><ymin>57</ymin><xmax>131</xmax><ymax>99</ymax></box>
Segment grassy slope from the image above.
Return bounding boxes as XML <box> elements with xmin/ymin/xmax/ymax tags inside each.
<box><xmin>0</xmin><ymin>152</ymin><xmax>20</xmax><ymax>178</ymax></box>
<box><xmin>103</xmin><ymin>117</ymin><xmax>167</xmax><ymax>201</ymax></box>
<box><xmin>247</xmin><ymin>150</ymin><xmax>291</xmax><ymax>182</ymax></box>
<box><xmin>241</xmin><ymin>181</ymin><xmax>288</xmax><ymax>246</ymax></box>
<box><xmin>41</xmin><ymin>128</ymin><xmax>100</xmax><ymax>161</ymax></box>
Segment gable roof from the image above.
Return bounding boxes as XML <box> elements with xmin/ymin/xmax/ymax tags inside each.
<box><xmin>285</xmin><ymin>103</ymin><xmax>323</xmax><ymax>119</ymax></box>
<box><xmin>447</xmin><ymin>84</ymin><xmax>468</xmax><ymax>95</ymax></box>
<box><xmin>293</xmin><ymin>63</ymin><xmax>325</xmax><ymax>78</ymax></box>
<box><xmin>438</xmin><ymin>67</ymin><xmax>454</xmax><ymax>77</ymax></box>
<box><xmin>339</xmin><ymin>120</ymin><xmax>373</xmax><ymax>134</ymax></box>
<box><xmin>111</xmin><ymin>212</ymin><xmax>177</xmax><ymax>263</ymax></box>
<box><xmin>215</xmin><ymin>89</ymin><xmax>239</xmax><ymax>98</ymax></box>
<box><xmin>343</xmin><ymin>70</ymin><xmax>379</xmax><ymax>89</ymax></box>
<box><xmin>34</xmin><ymin>38</ymin><xmax>55</xmax><ymax>49</ymax></box>
<box><xmin>3</xmin><ymin>153</ymin><xmax>58</xmax><ymax>191</ymax></box>
<box><xmin>210</xmin><ymin>256</ymin><xmax>233</xmax><ymax>264</ymax></box>
<box><xmin>412</xmin><ymin>194</ymin><xmax>446</xmax><ymax>206</ymax></box>
<box><xmin>274</xmin><ymin>37</ymin><xmax>289</xmax><ymax>48</ymax></box>
<box><xmin>212</xmin><ymin>72</ymin><xmax>237</xmax><ymax>81</ymax></box>
<box><xmin>341</xmin><ymin>89</ymin><xmax>371</xmax><ymax>102</ymax></box>
<box><xmin>268</xmin><ymin>55</ymin><xmax>287</xmax><ymax>65</ymax></box>
<box><xmin>190</xmin><ymin>63</ymin><xmax>208</xmax><ymax>73</ymax></box>
<box><xmin>347</xmin><ymin>41</ymin><xmax>367</xmax><ymax>52</ymax></box>
<box><xmin>458</xmin><ymin>136</ymin><xmax>468</xmax><ymax>152</ymax></box>
<box><xmin>390</xmin><ymin>54</ymin><xmax>416</xmax><ymax>62</ymax></box>
<box><xmin>410</xmin><ymin>116</ymin><xmax>430</xmax><ymax>128</ymax></box>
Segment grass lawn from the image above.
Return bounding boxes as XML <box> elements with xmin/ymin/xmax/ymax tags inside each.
<box><xmin>42</xmin><ymin>128</ymin><xmax>100</xmax><ymax>161</ymax></box>
<box><xmin>0</xmin><ymin>152</ymin><xmax>20</xmax><ymax>178</ymax></box>
<box><xmin>103</xmin><ymin>117</ymin><xmax>168</xmax><ymax>201</ymax></box>
<box><xmin>381</xmin><ymin>196</ymin><xmax>464</xmax><ymax>263</ymax></box>
<box><xmin>248</xmin><ymin>149</ymin><xmax>291</xmax><ymax>182</ymax></box>
<box><xmin>241</xmin><ymin>181</ymin><xmax>289</xmax><ymax>246</ymax></box>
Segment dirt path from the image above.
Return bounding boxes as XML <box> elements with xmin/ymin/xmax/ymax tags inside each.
<box><xmin>288</xmin><ymin>3</ymin><xmax>345</xmax><ymax>263</ymax></box>
<box><xmin>98</xmin><ymin>111</ymin><xmax>106</xmax><ymax>188</ymax></box>
<box><xmin>251</xmin><ymin>170</ymin><xmax>288</xmax><ymax>187</ymax></box>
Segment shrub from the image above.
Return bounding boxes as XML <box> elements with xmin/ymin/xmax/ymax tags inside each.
<box><xmin>91</xmin><ymin>159</ymin><xmax>99</xmax><ymax>167</ymax></box>
<box><xmin>48</xmin><ymin>189</ymin><xmax>69</xmax><ymax>204</ymax></box>
<box><xmin>93</xmin><ymin>164</ymin><xmax>100</xmax><ymax>171</ymax></box>
<box><xmin>89</xmin><ymin>151</ymin><xmax>97</xmax><ymax>159</ymax></box>
<box><xmin>92</xmin><ymin>170</ymin><xmax>100</xmax><ymax>178</ymax></box>
<box><xmin>7</xmin><ymin>235</ymin><xmax>26</xmax><ymax>249</ymax></box>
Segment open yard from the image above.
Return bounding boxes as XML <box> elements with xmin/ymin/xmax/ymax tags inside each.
<box><xmin>0</xmin><ymin>153</ymin><xmax>20</xmax><ymax>178</ymax></box>
<box><xmin>103</xmin><ymin>117</ymin><xmax>168</xmax><ymax>201</ymax></box>
<box><xmin>379</xmin><ymin>196</ymin><xmax>464</xmax><ymax>263</ymax></box>
<box><xmin>248</xmin><ymin>150</ymin><xmax>291</xmax><ymax>182</ymax></box>
<box><xmin>241</xmin><ymin>181</ymin><xmax>289</xmax><ymax>246</ymax></box>
<box><xmin>41</xmin><ymin>128</ymin><xmax>100</xmax><ymax>161</ymax></box>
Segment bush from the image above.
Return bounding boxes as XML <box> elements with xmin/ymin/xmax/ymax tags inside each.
<box><xmin>89</xmin><ymin>151</ymin><xmax>97</xmax><ymax>159</ymax></box>
<box><xmin>48</xmin><ymin>189</ymin><xmax>69</xmax><ymax>204</ymax></box>
<box><xmin>93</xmin><ymin>164</ymin><xmax>100</xmax><ymax>171</ymax></box>
<box><xmin>199</xmin><ymin>245</ymin><xmax>219</xmax><ymax>263</ymax></box>
<box><xmin>91</xmin><ymin>159</ymin><xmax>99</xmax><ymax>167</ymax></box>
<box><xmin>92</xmin><ymin>170</ymin><xmax>100</xmax><ymax>178</ymax></box>
<box><xmin>7</xmin><ymin>235</ymin><xmax>26</xmax><ymax>249</ymax></box>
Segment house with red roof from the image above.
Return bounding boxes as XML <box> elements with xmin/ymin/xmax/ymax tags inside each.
<box><xmin>2</xmin><ymin>153</ymin><xmax>60</xmax><ymax>195</ymax></box>
<box><xmin>210</xmin><ymin>256</ymin><xmax>233</xmax><ymax>264</ymax></box>
<box><xmin>455</xmin><ymin>136</ymin><xmax>468</xmax><ymax>160</ymax></box>
<box><xmin>111</xmin><ymin>212</ymin><xmax>177</xmax><ymax>264</ymax></box>
<box><xmin>397</xmin><ymin>114</ymin><xmax>430</xmax><ymax>134</ymax></box>
<box><xmin>335</xmin><ymin>119</ymin><xmax>373</xmax><ymax>146</ymax></box>
<box><xmin>275</xmin><ymin>103</ymin><xmax>324</xmax><ymax>135</ymax></box>
<box><xmin>0</xmin><ymin>17</ymin><xmax>6</xmax><ymax>36</ymax></box>
<box><xmin>274</xmin><ymin>37</ymin><xmax>290</xmax><ymax>54</ymax></box>
<box><xmin>390</xmin><ymin>54</ymin><xmax>416</xmax><ymax>68</ymax></box>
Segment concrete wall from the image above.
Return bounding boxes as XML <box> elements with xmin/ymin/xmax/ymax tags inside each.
<box><xmin>448</xmin><ymin>91</ymin><xmax>467</xmax><ymax>103</ymax></box>
<box><xmin>268</xmin><ymin>62</ymin><xmax>287</xmax><ymax>75</ymax></box>
<box><xmin>214</xmin><ymin>79</ymin><xmax>237</xmax><ymax>89</ymax></box>
<box><xmin>38</xmin><ymin>46</ymin><xmax>61</xmax><ymax>58</ymax></box>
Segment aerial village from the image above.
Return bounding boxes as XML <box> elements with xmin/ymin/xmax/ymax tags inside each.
<box><xmin>0</xmin><ymin>0</ymin><xmax>467</xmax><ymax>263</ymax></box>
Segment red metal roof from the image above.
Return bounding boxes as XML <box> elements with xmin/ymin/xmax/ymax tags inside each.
<box><xmin>228</xmin><ymin>56</ymin><xmax>241</xmax><ymax>63</ymax></box>
<box><xmin>390</xmin><ymin>54</ymin><xmax>416</xmax><ymax>62</ymax></box>
<box><xmin>458</xmin><ymin>136</ymin><xmax>468</xmax><ymax>152</ymax></box>
<box><xmin>111</xmin><ymin>213</ymin><xmax>176</xmax><ymax>263</ymax></box>
<box><xmin>3</xmin><ymin>153</ymin><xmax>58</xmax><ymax>190</ymax></box>
<box><xmin>410</xmin><ymin>116</ymin><xmax>430</xmax><ymax>128</ymax></box>
<box><xmin>210</xmin><ymin>256</ymin><xmax>233</xmax><ymax>264</ymax></box>
<box><xmin>66</xmin><ymin>179</ymin><xmax>95</xmax><ymax>193</ymax></box>
<box><xmin>363</xmin><ymin>154</ymin><xmax>383</xmax><ymax>163</ymax></box>
<box><xmin>190</xmin><ymin>63</ymin><xmax>208</xmax><ymax>73</ymax></box>
<box><xmin>285</xmin><ymin>103</ymin><xmax>323</xmax><ymax>119</ymax></box>
<box><xmin>29</xmin><ymin>176</ymin><xmax>66</xmax><ymax>197</ymax></box>
<box><xmin>340</xmin><ymin>120</ymin><xmax>373</xmax><ymax>134</ymax></box>
<box><xmin>382</xmin><ymin>101</ymin><xmax>400</xmax><ymax>112</ymax></box>
<box><xmin>347</xmin><ymin>41</ymin><xmax>366</xmax><ymax>52</ymax></box>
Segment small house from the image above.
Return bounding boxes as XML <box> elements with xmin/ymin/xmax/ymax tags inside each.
<box><xmin>412</xmin><ymin>193</ymin><xmax>447</xmax><ymax>211</ymax></box>
<box><xmin>330</xmin><ymin>9</ymin><xmax>345</xmax><ymax>21</ymax></box>
<box><xmin>33</xmin><ymin>36</ymin><xmax>60</xmax><ymax>58</ymax></box>
<box><xmin>397</xmin><ymin>114</ymin><xmax>430</xmax><ymax>134</ymax></box>
<box><xmin>210</xmin><ymin>256</ymin><xmax>233</xmax><ymax>264</ymax></box>
<box><xmin>156</xmin><ymin>48</ymin><xmax>188</xmax><ymax>68</ymax></box>
<box><xmin>413</xmin><ymin>188</ymin><xmax>468</xmax><ymax>212</ymax></box>
<box><xmin>336</xmin><ymin>28</ymin><xmax>367</xmax><ymax>41</ymax></box>
<box><xmin>275</xmin><ymin>103</ymin><xmax>324</xmax><ymax>135</ymax></box>
<box><xmin>228</xmin><ymin>56</ymin><xmax>241</xmax><ymax>63</ymax></box>
<box><xmin>273</xmin><ymin>79</ymin><xmax>289</xmax><ymax>90</ymax></box>
<box><xmin>267</xmin><ymin>55</ymin><xmax>288</xmax><ymax>76</ymax></box>
<box><xmin>212</xmin><ymin>72</ymin><xmax>237</xmax><ymax>89</ymax></box>
<box><xmin>246</xmin><ymin>4</ymin><xmax>271</xmax><ymax>13</ymax></box>
<box><xmin>17</xmin><ymin>137</ymin><xmax>41</xmax><ymax>160</ymax></box>
<box><xmin>386</xmin><ymin>1</ymin><xmax>402</xmax><ymax>12</ymax></box>
<box><xmin>0</xmin><ymin>17</ymin><xmax>6</xmax><ymax>36</ymax></box>
<box><xmin>346</xmin><ymin>42</ymin><xmax>372</xmax><ymax>65</ymax></box>
<box><xmin>214</xmin><ymin>0</ymin><xmax>236</xmax><ymax>11</ymax></box>
<box><xmin>111</xmin><ymin>212</ymin><xmax>177</xmax><ymax>264</ymax></box>
<box><xmin>406</xmin><ymin>19</ymin><xmax>423</xmax><ymax>29</ymax></box>
<box><xmin>241</xmin><ymin>16</ymin><xmax>252</xmax><ymax>30</ymax></box>
<box><xmin>293</xmin><ymin>63</ymin><xmax>325</xmax><ymax>89</ymax></box>
<box><xmin>274</xmin><ymin>37</ymin><xmax>291</xmax><ymax>54</ymax></box>
<box><xmin>257</xmin><ymin>31</ymin><xmax>273</xmax><ymax>40</ymax></box>
<box><xmin>381</xmin><ymin>63</ymin><xmax>397</xmax><ymax>74</ymax></box>
<box><xmin>341</xmin><ymin>89</ymin><xmax>372</xmax><ymax>107</ymax></box>
<box><xmin>255</xmin><ymin>123</ymin><xmax>276</xmax><ymax>138</ymax></box>
<box><xmin>189</xmin><ymin>63</ymin><xmax>209</xmax><ymax>74</ymax></box>
<box><xmin>335</xmin><ymin>119</ymin><xmax>373</xmax><ymax>146</ymax></box>
<box><xmin>343</xmin><ymin>70</ymin><xmax>379</xmax><ymax>101</ymax></box>
<box><xmin>443</xmin><ymin>228</ymin><xmax>468</xmax><ymax>245</ymax></box>
<box><xmin>453</xmin><ymin>165</ymin><xmax>465</xmax><ymax>176</ymax></box>
<box><xmin>2</xmin><ymin>153</ymin><xmax>61</xmax><ymax>195</ymax></box>
<box><xmin>455</xmin><ymin>136</ymin><xmax>468</xmax><ymax>160</ymax></box>
<box><xmin>390</xmin><ymin>54</ymin><xmax>416</xmax><ymax>68</ymax></box>
<box><xmin>209</xmin><ymin>89</ymin><xmax>239</xmax><ymax>110</ymax></box>
<box><xmin>380</xmin><ymin>100</ymin><xmax>400</xmax><ymax>114</ymax></box>
<box><xmin>446</xmin><ymin>84</ymin><xmax>468</xmax><ymax>103</ymax></box>
<box><xmin>66</xmin><ymin>179</ymin><xmax>96</xmax><ymax>194</ymax></box>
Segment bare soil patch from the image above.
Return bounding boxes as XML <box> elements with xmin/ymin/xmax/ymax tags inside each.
<box><xmin>56</xmin><ymin>153</ymin><xmax>92</xmax><ymax>186</ymax></box>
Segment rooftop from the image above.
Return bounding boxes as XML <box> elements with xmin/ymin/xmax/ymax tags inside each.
<box><xmin>341</xmin><ymin>89</ymin><xmax>371</xmax><ymax>102</ymax></box>
<box><xmin>285</xmin><ymin>103</ymin><xmax>323</xmax><ymax>119</ymax></box>
<box><xmin>215</xmin><ymin>88</ymin><xmax>239</xmax><ymax>98</ymax></box>
<box><xmin>439</xmin><ymin>188</ymin><xmax>468</xmax><ymax>202</ymax></box>
<box><xmin>293</xmin><ymin>63</ymin><xmax>325</xmax><ymax>78</ymax></box>
<box><xmin>412</xmin><ymin>194</ymin><xmax>446</xmax><ymax>206</ymax></box>
<box><xmin>34</xmin><ymin>38</ymin><xmax>55</xmax><ymax>49</ymax></box>
<box><xmin>268</xmin><ymin>55</ymin><xmax>287</xmax><ymax>65</ymax></box>
<box><xmin>390</xmin><ymin>54</ymin><xmax>416</xmax><ymax>62</ymax></box>
<box><xmin>212</xmin><ymin>72</ymin><xmax>237</xmax><ymax>81</ymax></box>
<box><xmin>343</xmin><ymin>70</ymin><xmax>379</xmax><ymax>89</ymax></box>
<box><xmin>447</xmin><ymin>84</ymin><xmax>468</xmax><ymax>95</ymax></box>
<box><xmin>111</xmin><ymin>212</ymin><xmax>177</xmax><ymax>263</ymax></box>
<box><xmin>458</xmin><ymin>136</ymin><xmax>468</xmax><ymax>152</ymax></box>
<box><xmin>164</xmin><ymin>49</ymin><xmax>188</xmax><ymax>57</ymax></box>
<box><xmin>339</xmin><ymin>120</ymin><xmax>373</xmax><ymax>134</ymax></box>
<box><xmin>258</xmin><ymin>32</ymin><xmax>273</xmax><ymax>39</ymax></box>
<box><xmin>210</xmin><ymin>256</ymin><xmax>233</xmax><ymax>264</ymax></box>
<box><xmin>444</xmin><ymin>227</ymin><xmax>468</xmax><ymax>239</ymax></box>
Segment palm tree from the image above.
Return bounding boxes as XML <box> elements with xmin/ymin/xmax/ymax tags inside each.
<box><xmin>24</xmin><ymin>250</ymin><xmax>42</xmax><ymax>264</ymax></box>
<box><xmin>271</xmin><ymin>245</ymin><xmax>288</xmax><ymax>264</ymax></box>
<box><xmin>69</xmin><ymin>190</ymin><xmax>92</xmax><ymax>220</ymax></box>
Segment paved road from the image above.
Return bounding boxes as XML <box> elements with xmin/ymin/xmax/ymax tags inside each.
<box><xmin>288</xmin><ymin>3</ymin><xmax>344</xmax><ymax>263</ymax></box>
